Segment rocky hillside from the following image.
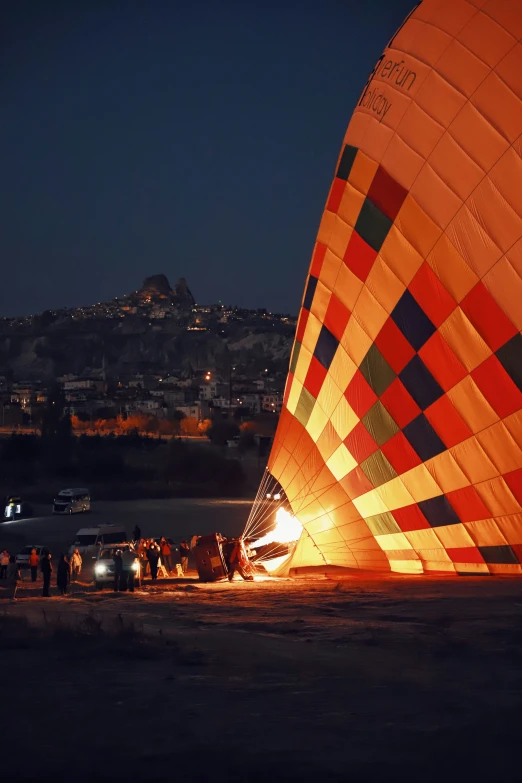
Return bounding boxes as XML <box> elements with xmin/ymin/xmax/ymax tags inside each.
<box><xmin>0</xmin><ymin>316</ymin><xmax>293</xmax><ymax>381</ymax></box>
<box><xmin>0</xmin><ymin>274</ymin><xmax>295</xmax><ymax>381</ymax></box>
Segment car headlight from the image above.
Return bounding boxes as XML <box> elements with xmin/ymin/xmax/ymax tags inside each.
<box><xmin>132</xmin><ymin>562</ymin><xmax>139</xmax><ymax>572</ymax></box>
<box><xmin>95</xmin><ymin>564</ymin><xmax>106</xmax><ymax>574</ymax></box>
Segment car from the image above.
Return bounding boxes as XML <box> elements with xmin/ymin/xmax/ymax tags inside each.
<box><xmin>16</xmin><ymin>545</ymin><xmax>47</xmax><ymax>569</ymax></box>
<box><xmin>93</xmin><ymin>544</ymin><xmax>142</xmax><ymax>590</ymax></box>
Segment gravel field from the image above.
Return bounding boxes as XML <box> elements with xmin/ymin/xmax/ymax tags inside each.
<box><xmin>0</xmin><ymin>497</ymin><xmax>252</xmax><ymax>555</ymax></box>
<box><xmin>2</xmin><ymin>572</ymin><xmax>522</xmax><ymax>782</ymax></box>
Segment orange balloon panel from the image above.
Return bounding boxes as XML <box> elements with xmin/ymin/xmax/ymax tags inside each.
<box><xmin>268</xmin><ymin>0</ymin><xmax>522</xmax><ymax>575</ymax></box>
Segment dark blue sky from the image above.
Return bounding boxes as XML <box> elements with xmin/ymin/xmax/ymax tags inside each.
<box><xmin>1</xmin><ymin>0</ymin><xmax>414</xmax><ymax>317</ymax></box>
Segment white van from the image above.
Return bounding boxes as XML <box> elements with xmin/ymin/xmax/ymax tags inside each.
<box><xmin>53</xmin><ymin>488</ymin><xmax>91</xmax><ymax>514</ymax></box>
<box><xmin>68</xmin><ymin>525</ymin><xmax>127</xmax><ymax>558</ymax></box>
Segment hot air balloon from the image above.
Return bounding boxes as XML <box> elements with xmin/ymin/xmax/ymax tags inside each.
<box><xmin>244</xmin><ymin>0</ymin><xmax>522</xmax><ymax>576</ymax></box>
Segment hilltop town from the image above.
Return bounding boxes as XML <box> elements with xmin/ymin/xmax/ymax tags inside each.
<box><xmin>0</xmin><ymin>274</ymin><xmax>296</xmax><ymax>431</ymax></box>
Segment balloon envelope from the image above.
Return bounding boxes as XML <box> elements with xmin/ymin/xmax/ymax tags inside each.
<box><xmin>268</xmin><ymin>0</ymin><xmax>522</xmax><ymax>575</ymax></box>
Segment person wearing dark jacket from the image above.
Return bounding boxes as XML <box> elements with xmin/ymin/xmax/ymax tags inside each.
<box><xmin>113</xmin><ymin>550</ymin><xmax>123</xmax><ymax>592</ymax></box>
<box><xmin>41</xmin><ymin>552</ymin><xmax>52</xmax><ymax>597</ymax></box>
<box><xmin>6</xmin><ymin>556</ymin><xmax>21</xmax><ymax>601</ymax></box>
<box><xmin>179</xmin><ymin>540</ymin><xmax>190</xmax><ymax>574</ymax></box>
<box><xmin>132</xmin><ymin>525</ymin><xmax>141</xmax><ymax>544</ymax></box>
<box><xmin>146</xmin><ymin>543</ymin><xmax>159</xmax><ymax>581</ymax></box>
<box><xmin>56</xmin><ymin>554</ymin><xmax>70</xmax><ymax>596</ymax></box>
<box><xmin>121</xmin><ymin>546</ymin><xmax>138</xmax><ymax>592</ymax></box>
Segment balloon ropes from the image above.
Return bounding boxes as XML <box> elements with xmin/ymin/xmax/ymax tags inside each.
<box><xmin>247</xmin><ymin>0</ymin><xmax>522</xmax><ymax>576</ymax></box>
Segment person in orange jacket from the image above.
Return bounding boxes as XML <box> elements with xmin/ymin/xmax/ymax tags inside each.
<box><xmin>160</xmin><ymin>538</ymin><xmax>172</xmax><ymax>573</ymax></box>
<box><xmin>28</xmin><ymin>548</ymin><xmax>39</xmax><ymax>582</ymax></box>
<box><xmin>227</xmin><ymin>538</ymin><xmax>254</xmax><ymax>582</ymax></box>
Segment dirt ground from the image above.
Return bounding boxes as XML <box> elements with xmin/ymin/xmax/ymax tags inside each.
<box><xmin>2</xmin><ymin>573</ymin><xmax>522</xmax><ymax>782</ymax></box>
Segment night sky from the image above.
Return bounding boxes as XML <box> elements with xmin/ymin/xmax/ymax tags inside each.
<box><xmin>1</xmin><ymin>0</ymin><xmax>414</xmax><ymax>317</ymax></box>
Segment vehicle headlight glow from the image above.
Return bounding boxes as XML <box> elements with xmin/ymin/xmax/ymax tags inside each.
<box><xmin>273</xmin><ymin>493</ymin><xmax>281</xmax><ymax>500</ymax></box>
<box><xmin>95</xmin><ymin>564</ymin><xmax>106</xmax><ymax>574</ymax></box>
<box><xmin>132</xmin><ymin>562</ymin><xmax>139</xmax><ymax>571</ymax></box>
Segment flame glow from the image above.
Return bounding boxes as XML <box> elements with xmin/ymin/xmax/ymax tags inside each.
<box><xmin>253</xmin><ymin>507</ymin><xmax>303</xmax><ymax>548</ymax></box>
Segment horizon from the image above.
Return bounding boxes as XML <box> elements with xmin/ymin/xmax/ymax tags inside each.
<box><xmin>1</xmin><ymin>270</ymin><xmax>298</xmax><ymax>320</ymax></box>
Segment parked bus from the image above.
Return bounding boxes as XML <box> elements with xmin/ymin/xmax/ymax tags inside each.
<box><xmin>52</xmin><ymin>488</ymin><xmax>91</xmax><ymax>515</ymax></box>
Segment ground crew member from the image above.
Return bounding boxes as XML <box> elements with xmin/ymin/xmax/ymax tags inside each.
<box><xmin>56</xmin><ymin>554</ymin><xmax>71</xmax><ymax>596</ymax></box>
<box><xmin>160</xmin><ymin>538</ymin><xmax>172</xmax><ymax>573</ymax></box>
<box><xmin>147</xmin><ymin>542</ymin><xmax>160</xmax><ymax>581</ymax></box>
<box><xmin>70</xmin><ymin>548</ymin><xmax>82</xmax><ymax>581</ymax></box>
<box><xmin>0</xmin><ymin>549</ymin><xmax>9</xmax><ymax>579</ymax></box>
<box><xmin>6</xmin><ymin>556</ymin><xmax>21</xmax><ymax>601</ymax></box>
<box><xmin>179</xmin><ymin>540</ymin><xmax>190</xmax><ymax>573</ymax></box>
<box><xmin>28</xmin><ymin>548</ymin><xmax>39</xmax><ymax>582</ymax></box>
<box><xmin>113</xmin><ymin>549</ymin><xmax>123</xmax><ymax>592</ymax></box>
<box><xmin>121</xmin><ymin>546</ymin><xmax>138</xmax><ymax>592</ymax></box>
<box><xmin>228</xmin><ymin>539</ymin><xmax>254</xmax><ymax>582</ymax></box>
<box><xmin>41</xmin><ymin>552</ymin><xmax>52</xmax><ymax>597</ymax></box>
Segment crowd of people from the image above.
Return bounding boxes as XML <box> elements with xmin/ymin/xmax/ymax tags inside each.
<box><xmin>108</xmin><ymin>528</ymin><xmax>191</xmax><ymax>592</ymax></box>
<box><xmin>130</xmin><ymin>525</ymin><xmax>190</xmax><ymax>580</ymax></box>
<box><xmin>0</xmin><ymin>546</ymin><xmax>84</xmax><ymax>600</ymax></box>
<box><xmin>0</xmin><ymin>526</ymin><xmax>193</xmax><ymax>601</ymax></box>
<box><xmin>0</xmin><ymin>526</ymin><xmax>260</xmax><ymax>601</ymax></box>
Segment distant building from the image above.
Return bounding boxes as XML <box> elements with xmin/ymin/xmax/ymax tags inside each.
<box><xmin>199</xmin><ymin>382</ymin><xmax>228</xmax><ymax>401</ymax></box>
<box><xmin>211</xmin><ymin>396</ymin><xmax>232</xmax><ymax>410</ymax></box>
<box><xmin>128</xmin><ymin>399</ymin><xmax>162</xmax><ymax>414</ymax></box>
<box><xmin>127</xmin><ymin>374</ymin><xmax>156</xmax><ymax>390</ymax></box>
<box><xmin>176</xmin><ymin>403</ymin><xmax>201</xmax><ymax>420</ymax></box>
<box><xmin>262</xmin><ymin>394</ymin><xmax>283</xmax><ymax>413</ymax></box>
<box><xmin>64</xmin><ymin>399</ymin><xmax>116</xmax><ymax>417</ymax></box>
<box><xmin>163</xmin><ymin>389</ymin><xmax>186</xmax><ymax>407</ymax></box>
<box><xmin>10</xmin><ymin>382</ymin><xmax>44</xmax><ymax>409</ymax></box>
<box><xmin>239</xmin><ymin>393</ymin><xmax>262</xmax><ymax>414</ymax></box>
<box><xmin>63</xmin><ymin>379</ymin><xmax>106</xmax><ymax>392</ymax></box>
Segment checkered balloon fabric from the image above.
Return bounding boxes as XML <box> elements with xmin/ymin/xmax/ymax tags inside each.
<box><xmin>268</xmin><ymin>0</ymin><xmax>522</xmax><ymax>575</ymax></box>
